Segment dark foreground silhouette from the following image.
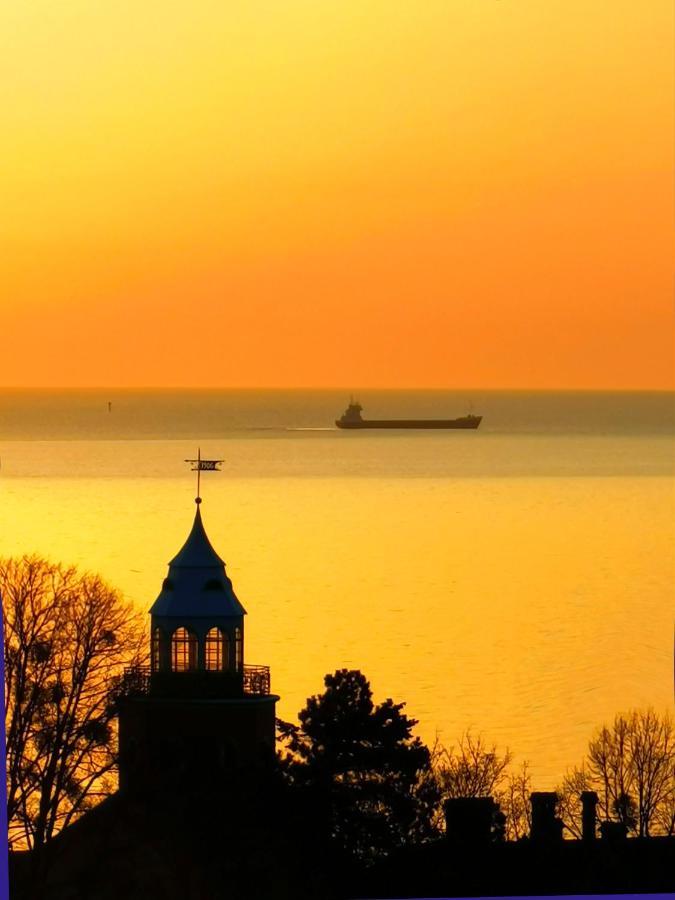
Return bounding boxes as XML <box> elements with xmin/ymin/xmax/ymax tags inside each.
<box><xmin>8</xmin><ymin>662</ymin><xmax>675</xmax><ymax>899</ymax></box>
<box><xmin>360</xmin><ymin>792</ymin><xmax>674</xmax><ymax>898</ymax></box>
<box><xmin>9</xmin><ymin>765</ymin><xmax>347</xmax><ymax>900</ymax></box>
<box><xmin>10</xmin><ymin>774</ymin><xmax>674</xmax><ymax>899</ymax></box>
<box><xmin>3</xmin><ymin>537</ymin><xmax>673</xmax><ymax>898</ymax></box>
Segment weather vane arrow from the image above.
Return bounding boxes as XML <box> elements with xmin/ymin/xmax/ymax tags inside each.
<box><xmin>184</xmin><ymin>448</ymin><xmax>224</xmax><ymax>504</ymax></box>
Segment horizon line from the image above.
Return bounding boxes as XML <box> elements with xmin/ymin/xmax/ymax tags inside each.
<box><xmin>0</xmin><ymin>385</ymin><xmax>673</xmax><ymax>393</ymax></box>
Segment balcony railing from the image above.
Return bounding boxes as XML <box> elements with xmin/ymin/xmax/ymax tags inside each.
<box><xmin>114</xmin><ymin>664</ymin><xmax>271</xmax><ymax>700</ymax></box>
<box><xmin>242</xmin><ymin>665</ymin><xmax>271</xmax><ymax>696</ymax></box>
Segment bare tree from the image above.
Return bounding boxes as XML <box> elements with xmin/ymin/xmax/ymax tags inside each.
<box><xmin>499</xmin><ymin>761</ymin><xmax>533</xmax><ymax>841</ymax></box>
<box><xmin>626</xmin><ymin>709</ymin><xmax>674</xmax><ymax>837</ymax></box>
<box><xmin>653</xmin><ymin>766</ymin><xmax>675</xmax><ymax>836</ymax></box>
<box><xmin>1</xmin><ymin>556</ymin><xmax>146</xmax><ymax>848</ymax></box>
<box><xmin>557</xmin><ymin>710</ymin><xmax>674</xmax><ymax>838</ymax></box>
<box><xmin>587</xmin><ymin>714</ymin><xmax>633</xmax><ymax>828</ymax></box>
<box><xmin>434</xmin><ymin>732</ymin><xmax>535</xmax><ymax>840</ymax></box>
<box><xmin>435</xmin><ymin>731</ymin><xmax>512</xmax><ymax>800</ymax></box>
<box><xmin>556</xmin><ymin>765</ymin><xmax>594</xmax><ymax>839</ymax></box>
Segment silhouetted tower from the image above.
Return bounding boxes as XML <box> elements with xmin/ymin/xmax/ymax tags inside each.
<box><xmin>118</xmin><ymin>497</ymin><xmax>278</xmax><ymax>792</ymax></box>
<box><xmin>150</xmin><ymin>500</ymin><xmax>246</xmax><ymax>677</ymax></box>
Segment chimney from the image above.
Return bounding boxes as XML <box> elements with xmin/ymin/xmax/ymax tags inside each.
<box><xmin>580</xmin><ymin>791</ymin><xmax>598</xmax><ymax>841</ymax></box>
<box><xmin>444</xmin><ymin>797</ymin><xmax>498</xmax><ymax>846</ymax></box>
<box><xmin>530</xmin><ymin>792</ymin><xmax>564</xmax><ymax>843</ymax></box>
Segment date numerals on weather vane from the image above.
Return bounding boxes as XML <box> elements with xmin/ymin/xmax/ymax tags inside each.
<box><xmin>184</xmin><ymin>449</ymin><xmax>224</xmax><ymax>502</ymax></box>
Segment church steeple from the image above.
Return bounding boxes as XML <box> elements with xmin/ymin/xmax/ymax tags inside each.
<box><xmin>169</xmin><ymin>503</ymin><xmax>225</xmax><ymax>567</ymax></box>
<box><xmin>149</xmin><ymin>500</ymin><xmax>246</xmax><ymax>676</ymax></box>
<box><xmin>117</xmin><ymin>474</ymin><xmax>278</xmax><ymax>795</ymax></box>
<box><xmin>150</xmin><ymin>503</ymin><xmax>246</xmax><ymax>620</ymax></box>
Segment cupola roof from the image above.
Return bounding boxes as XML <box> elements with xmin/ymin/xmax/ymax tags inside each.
<box><xmin>169</xmin><ymin>504</ymin><xmax>225</xmax><ymax>569</ymax></box>
<box><xmin>150</xmin><ymin>503</ymin><xmax>246</xmax><ymax>619</ymax></box>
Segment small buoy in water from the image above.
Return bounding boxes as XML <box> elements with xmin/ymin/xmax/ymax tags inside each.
<box><xmin>108</xmin><ymin>401</ymin><xmax>112</xmax><ymax>413</ymax></box>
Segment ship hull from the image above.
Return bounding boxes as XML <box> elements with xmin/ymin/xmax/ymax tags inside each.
<box><xmin>335</xmin><ymin>416</ymin><xmax>482</xmax><ymax>430</ymax></box>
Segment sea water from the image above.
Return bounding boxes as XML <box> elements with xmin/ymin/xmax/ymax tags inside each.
<box><xmin>0</xmin><ymin>389</ymin><xmax>672</xmax><ymax>787</ymax></box>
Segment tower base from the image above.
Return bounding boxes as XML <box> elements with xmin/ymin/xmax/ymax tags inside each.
<box><xmin>118</xmin><ymin>694</ymin><xmax>279</xmax><ymax>793</ymax></box>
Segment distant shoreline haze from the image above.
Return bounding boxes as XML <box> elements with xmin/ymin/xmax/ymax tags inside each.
<box><xmin>1</xmin><ymin>386</ymin><xmax>674</xmax><ymax>392</ymax></box>
<box><xmin>0</xmin><ymin>389</ymin><xmax>672</xmax><ymax>444</ymax></box>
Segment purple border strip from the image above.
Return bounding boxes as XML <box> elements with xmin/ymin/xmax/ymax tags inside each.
<box><xmin>0</xmin><ymin>591</ymin><xmax>8</xmax><ymax>900</ymax></box>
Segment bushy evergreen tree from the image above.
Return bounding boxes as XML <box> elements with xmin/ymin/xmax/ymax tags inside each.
<box><xmin>278</xmin><ymin>669</ymin><xmax>438</xmax><ymax>862</ymax></box>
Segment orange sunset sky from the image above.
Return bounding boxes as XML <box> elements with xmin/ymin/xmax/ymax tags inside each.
<box><xmin>1</xmin><ymin>1</ymin><xmax>673</xmax><ymax>389</ymax></box>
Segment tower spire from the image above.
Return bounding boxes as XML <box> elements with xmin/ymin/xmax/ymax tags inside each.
<box><xmin>119</xmin><ymin>473</ymin><xmax>277</xmax><ymax>795</ymax></box>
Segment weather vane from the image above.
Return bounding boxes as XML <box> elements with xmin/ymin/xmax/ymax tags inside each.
<box><xmin>184</xmin><ymin>448</ymin><xmax>224</xmax><ymax>504</ymax></box>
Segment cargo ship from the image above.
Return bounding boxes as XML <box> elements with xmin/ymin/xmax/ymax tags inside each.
<box><xmin>335</xmin><ymin>400</ymin><xmax>482</xmax><ymax>430</ymax></box>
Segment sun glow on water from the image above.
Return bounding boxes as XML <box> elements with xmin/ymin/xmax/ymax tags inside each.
<box><xmin>1</xmin><ymin>391</ymin><xmax>672</xmax><ymax>788</ymax></box>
